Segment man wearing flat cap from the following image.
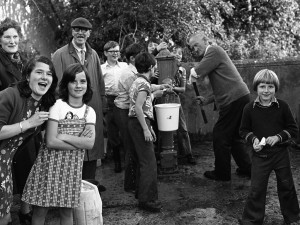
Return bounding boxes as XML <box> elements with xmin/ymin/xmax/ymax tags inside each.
<box><xmin>52</xmin><ymin>17</ymin><xmax>106</xmax><ymax>184</ymax></box>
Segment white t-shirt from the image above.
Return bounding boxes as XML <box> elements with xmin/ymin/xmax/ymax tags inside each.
<box><xmin>49</xmin><ymin>99</ymin><xmax>96</xmax><ymax>124</ymax></box>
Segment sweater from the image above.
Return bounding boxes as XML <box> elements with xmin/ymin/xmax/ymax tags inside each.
<box><xmin>194</xmin><ymin>45</ymin><xmax>249</xmax><ymax>109</ymax></box>
<box><xmin>240</xmin><ymin>99</ymin><xmax>298</xmax><ymax>150</ymax></box>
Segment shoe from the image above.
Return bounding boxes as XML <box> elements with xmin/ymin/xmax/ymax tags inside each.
<box><xmin>236</xmin><ymin>168</ymin><xmax>251</xmax><ymax>178</ymax></box>
<box><xmin>98</xmin><ymin>184</ymin><xmax>106</xmax><ymax>192</ymax></box>
<box><xmin>18</xmin><ymin>211</ymin><xmax>32</xmax><ymax>225</ymax></box>
<box><xmin>187</xmin><ymin>155</ymin><xmax>196</xmax><ymax>165</ymax></box>
<box><xmin>114</xmin><ymin>162</ymin><xmax>122</xmax><ymax>173</ymax></box>
<box><xmin>138</xmin><ymin>201</ymin><xmax>162</xmax><ymax>213</ymax></box>
<box><xmin>204</xmin><ymin>170</ymin><xmax>230</xmax><ymax>181</ymax></box>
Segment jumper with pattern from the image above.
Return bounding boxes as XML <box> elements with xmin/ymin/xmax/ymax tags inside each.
<box><xmin>22</xmin><ymin>105</ymin><xmax>90</xmax><ymax>208</ymax></box>
<box><xmin>0</xmin><ymin>97</ymin><xmax>40</xmax><ymax>217</ymax></box>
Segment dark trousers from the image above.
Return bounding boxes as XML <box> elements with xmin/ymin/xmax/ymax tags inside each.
<box><xmin>241</xmin><ymin>149</ymin><xmax>300</xmax><ymax>225</ymax></box>
<box><xmin>82</xmin><ymin>160</ymin><xmax>97</xmax><ymax>180</ymax></box>
<box><xmin>105</xmin><ymin>96</ymin><xmax>121</xmax><ymax>162</ymax></box>
<box><xmin>115</xmin><ymin>107</ymin><xmax>137</xmax><ymax>191</ymax></box>
<box><xmin>177</xmin><ymin>105</ymin><xmax>193</xmax><ymax>157</ymax></box>
<box><xmin>213</xmin><ymin>94</ymin><xmax>251</xmax><ymax>180</ymax></box>
<box><xmin>128</xmin><ymin>117</ymin><xmax>158</xmax><ymax>203</ymax></box>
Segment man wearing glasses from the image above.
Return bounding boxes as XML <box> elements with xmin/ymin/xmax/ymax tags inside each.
<box><xmin>52</xmin><ymin>17</ymin><xmax>106</xmax><ymax>188</ymax></box>
<box><xmin>101</xmin><ymin>41</ymin><xmax>128</xmax><ymax>173</ymax></box>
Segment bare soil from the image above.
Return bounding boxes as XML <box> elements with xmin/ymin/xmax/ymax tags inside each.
<box><xmin>11</xmin><ymin>141</ymin><xmax>300</xmax><ymax>225</ymax></box>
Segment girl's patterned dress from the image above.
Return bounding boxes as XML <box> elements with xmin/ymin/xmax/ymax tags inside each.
<box><xmin>22</xmin><ymin>106</ymin><xmax>90</xmax><ymax>208</ymax></box>
<box><xmin>0</xmin><ymin>97</ymin><xmax>40</xmax><ymax>217</ymax></box>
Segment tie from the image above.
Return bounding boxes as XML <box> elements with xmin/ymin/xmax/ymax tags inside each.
<box><xmin>80</xmin><ymin>50</ymin><xmax>85</xmax><ymax>65</ymax></box>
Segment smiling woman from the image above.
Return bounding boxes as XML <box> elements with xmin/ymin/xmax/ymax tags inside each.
<box><xmin>0</xmin><ymin>55</ymin><xmax>57</xmax><ymax>225</ymax></box>
<box><xmin>0</xmin><ymin>17</ymin><xmax>23</xmax><ymax>91</ymax></box>
<box><xmin>0</xmin><ymin>18</ymin><xmax>53</xmax><ymax>225</ymax></box>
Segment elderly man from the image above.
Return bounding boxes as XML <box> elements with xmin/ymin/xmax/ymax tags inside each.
<box><xmin>52</xmin><ymin>17</ymin><xmax>105</xmax><ymax>183</ymax></box>
<box><xmin>188</xmin><ymin>32</ymin><xmax>252</xmax><ymax>181</ymax></box>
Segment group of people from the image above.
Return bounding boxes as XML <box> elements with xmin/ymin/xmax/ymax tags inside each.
<box><xmin>188</xmin><ymin>32</ymin><xmax>300</xmax><ymax>225</ymax></box>
<box><xmin>0</xmin><ymin>15</ymin><xmax>299</xmax><ymax>225</ymax></box>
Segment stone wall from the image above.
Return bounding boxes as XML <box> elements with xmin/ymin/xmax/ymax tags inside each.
<box><xmin>180</xmin><ymin>59</ymin><xmax>300</xmax><ymax>140</ymax></box>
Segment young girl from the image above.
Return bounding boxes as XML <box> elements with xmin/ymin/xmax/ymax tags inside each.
<box><xmin>22</xmin><ymin>63</ymin><xmax>96</xmax><ymax>225</ymax></box>
<box><xmin>239</xmin><ymin>69</ymin><xmax>299</xmax><ymax>224</ymax></box>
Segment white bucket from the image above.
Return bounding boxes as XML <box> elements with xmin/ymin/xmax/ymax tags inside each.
<box><xmin>73</xmin><ymin>180</ymin><xmax>103</xmax><ymax>225</ymax></box>
<box><xmin>155</xmin><ymin>103</ymin><xmax>180</xmax><ymax>131</ymax></box>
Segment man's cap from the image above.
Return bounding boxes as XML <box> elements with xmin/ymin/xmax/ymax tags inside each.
<box><xmin>71</xmin><ymin>17</ymin><xmax>92</xmax><ymax>29</ymax></box>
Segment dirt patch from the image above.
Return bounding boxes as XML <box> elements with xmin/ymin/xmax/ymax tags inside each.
<box><xmin>11</xmin><ymin>142</ymin><xmax>300</xmax><ymax>225</ymax></box>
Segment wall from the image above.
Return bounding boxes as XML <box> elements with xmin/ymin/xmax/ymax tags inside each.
<box><xmin>180</xmin><ymin>59</ymin><xmax>300</xmax><ymax>141</ymax></box>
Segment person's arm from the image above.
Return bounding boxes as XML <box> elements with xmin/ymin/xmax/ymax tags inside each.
<box><xmin>173</xmin><ymin>67</ymin><xmax>187</xmax><ymax>94</ymax></box>
<box><xmin>151</xmin><ymin>84</ymin><xmax>170</xmax><ymax>91</ymax></box>
<box><xmin>0</xmin><ymin>111</ymin><xmax>50</xmax><ymax>141</ymax></box>
<box><xmin>135</xmin><ymin>91</ymin><xmax>153</xmax><ymax>142</ymax></box>
<box><xmin>151</xmin><ymin>42</ymin><xmax>168</xmax><ymax>56</ymax></box>
<box><xmin>239</xmin><ymin>104</ymin><xmax>257</xmax><ymax>145</ymax></box>
<box><xmin>269</xmin><ymin>102</ymin><xmax>298</xmax><ymax>145</ymax></box>
<box><xmin>191</xmin><ymin>47</ymin><xmax>220</xmax><ymax>82</ymax></box>
<box><xmin>0</xmin><ymin>89</ymin><xmax>50</xmax><ymax>140</ymax></box>
<box><xmin>57</xmin><ymin>124</ymin><xmax>96</xmax><ymax>149</ymax></box>
<box><xmin>46</xmin><ymin>120</ymin><xmax>95</xmax><ymax>150</ymax></box>
<box><xmin>46</xmin><ymin>120</ymin><xmax>78</xmax><ymax>150</ymax></box>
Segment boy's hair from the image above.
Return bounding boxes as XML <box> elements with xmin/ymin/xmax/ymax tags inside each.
<box><xmin>135</xmin><ymin>52</ymin><xmax>156</xmax><ymax>74</ymax></box>
<box><xmin>125</xmin><ymin>43</ymin><xmax>144</xmax><ymax>62</ymax></box>
<box><xmin>103</xmin><ymin>41</ymin><xmax>119</xmax><ymax>51</ymax></box>
<box><xmin>253</xmin><ymin>69</ymin><xmax>279</xmax><ymax>92</ymax></box>
<box><xmin>59</xmin><ymin>63</ymin><xmax>93</xmax><ymax>104</ymax></box>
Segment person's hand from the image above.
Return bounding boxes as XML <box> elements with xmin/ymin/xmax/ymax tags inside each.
<box><xmin>80</xmin><ymin>126</ymin><xmax>93</xmax><ymax>138</ymax></box>
<box><xmin>25</xmin><ymin>111</ymin><xmax>50</xmax><ymax>129</ymax></box>
<box><xmin>153</xmin><ymin>90</ymin><xmax>165</xmax><ymax>98</ymax></box>
<box><xmin>190</xmin><ymin>68</ymin><xmax>198</xmax><ymax>78</ymax></box>
<box><xmin>266</xmin><ymin>135</ymin><xmax>280</xmax><ymax>146</ymax></box>
<box><xmin>157</xmin><ymin>42</ymin><xmax>168</xmax><ymax>52</ymax></box>
<box><xmin>160</xmin><ymin>84</ymin><xmax>173</xmax><ymax>93</ymax></box>
<box><xmin>152</xmin><ymin>69</ymin><xmax>159</xmax><ymax>79</ymax></box>
<box><xmin>143</xmin><ymin>128</ymin><xmax>153</xmax><ymax>142</ymax></box>
<box><xmin>253</xmin><ymin>138</ymin><xmax>263</xmax><ymax>152</ymax></box>
<box><xmin>160</xmin><ymin>83</ymin><xmax>172</xmax><ymax>89</ymax></box>
<box><xmin>150</xmin><ymin>126</ymin><xmax>157</xmax><ymax>142</ymax></box>
<box><xmin>195</xmin><ymin>96</ymin><xmax>207</xmax><ymax>106</ymax></box>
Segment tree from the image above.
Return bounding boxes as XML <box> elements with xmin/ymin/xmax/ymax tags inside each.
<box><xmin>1</xmin><ymin>0</ymin><xmax>300</xmax><ymax>60</ymax></box>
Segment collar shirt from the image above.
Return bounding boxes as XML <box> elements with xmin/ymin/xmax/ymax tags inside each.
<box><xmin>253</xmin><ymin>96</ymin><xmax>279</xmax><ymax>108</ymax></box>
<box><xmin>114</xmin><ymin>63</ymin><xmax>138</xmax><ymax>109</ymax></box>
<box><xmin>101</xmin><ymin>61</ymin><xmax>128</xmax><ymax>96</ymax></box>
<box><xmin>72</xmin><ymin>39</ymin><xmax>86</xmax><ymax>63</ymax></box>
